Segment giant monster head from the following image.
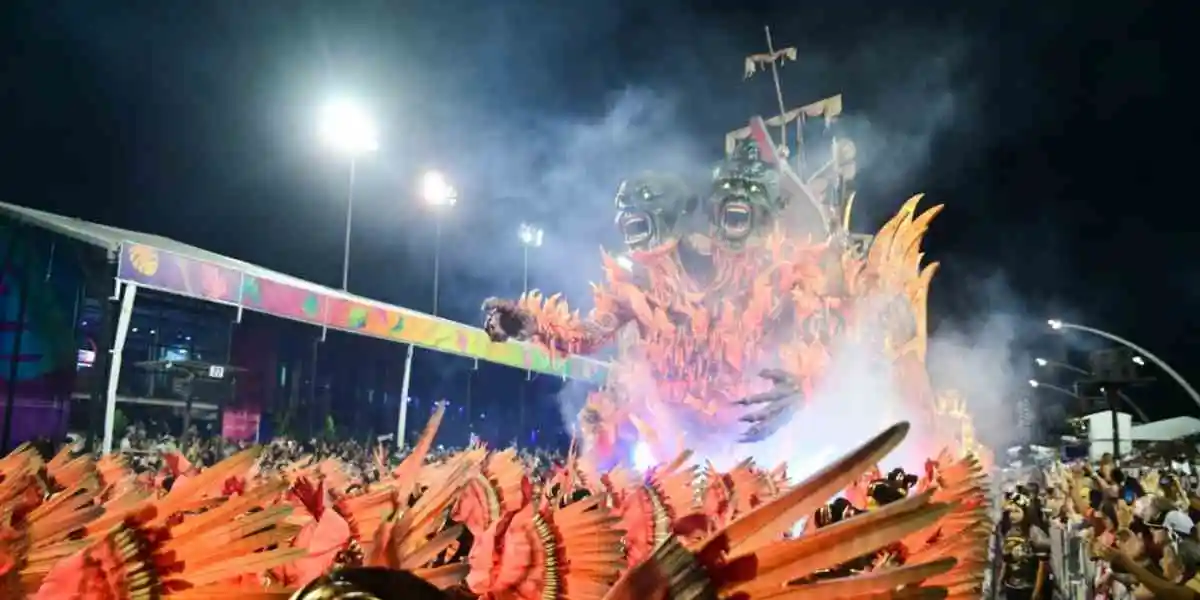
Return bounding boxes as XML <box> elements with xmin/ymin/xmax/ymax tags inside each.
<box><xmin>614</xmin><ymin>172</ymin><xmax>698</xmax><ymax>252</ymax></box>
<box><xmin>709</xmin><ymin>137</ymin><xmax>782</xmax><ymax>248</ymax></box>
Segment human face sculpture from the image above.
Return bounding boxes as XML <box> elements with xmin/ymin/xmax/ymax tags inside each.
<box><xmin>614</xmin><ymin>173</ymin><xmax>696</xmax><ymax>252</ymax></box>
<box><xmin>709</xmin><ymin>139</ymin><xmax>781</xmax><ymax>248</ymax></box>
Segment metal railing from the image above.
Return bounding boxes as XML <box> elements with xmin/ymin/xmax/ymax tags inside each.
<box><xmin>989</xmin><ymin>521</ymin><xmax>1096</xmax><ymax>600</ymax></box>
<box><xmin>74</xmin><ymin>368</ymin><xmax>234</xmax><ymax>406</ymax></box>
<box><xmin>1048</xmin><ymin>521</ymin><xmax>1095</xmax><ymax>599</ymax></box>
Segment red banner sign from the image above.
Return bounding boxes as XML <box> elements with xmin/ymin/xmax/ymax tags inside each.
<box><xmin>222</xmin><ymin>410</ymin><xmax>261</xmax><ymax>441</ymax></box>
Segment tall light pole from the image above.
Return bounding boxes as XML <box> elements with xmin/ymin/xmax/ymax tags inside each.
<box><xmin>319</xmin><ymin>99</ymin><xmax>379</xmax><ymax>290</ymax></box>
<box><xmin>516</xmin><ymin>223</ymin><xmax>544</xmax><ymax>441</ymax></box>
<box><xmin>1048</xmin><ymin>319</ymin><xmax>1200</xmax><ymax>409</ymax></box>
<box><xmin>422</xmin><ymin>171</ymin><xmax>457</xmax><ymax>316</ymax></box>
<box><xmin>518</xmin><ymin>223</ymin><xmax>544</xmax><ymax>294</ymax></box>
<box><xmin>394</xmin><ymin>171</ymin><xmax>456</xmax><ymax>450</ymax></box>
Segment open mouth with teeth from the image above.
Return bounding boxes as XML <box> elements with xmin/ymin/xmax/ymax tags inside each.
<box><xmin>620</xmin><ymin>212</ymin><xmax>654</xmax><ymax>248</ymax></box>
<box><xmin>720</xmin><ymin>198</ymin><xmax>753</xmax><ymax>239</ymax></box>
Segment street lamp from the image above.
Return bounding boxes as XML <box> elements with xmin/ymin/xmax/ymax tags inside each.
<box><xmin>1047</xmin><ymin>318</ymin><xmax>1200</xmax><ymax>410</ymax></box>
<box><xmin>422</xmin><ymin>170</ymin><xmax>457</xmax><ymax>316</ymax></box>
<box><xmin>320</xmin><ymin>99</ymin><xmax>379</xmax><ymax>291</ymax></box>
<box><xmin>1034</xmin><ymin>357</ymin><xmax>1090</xmax><ymax>376</ymax></box>
<box><xmin>1028</xmin><ymin>379</ymin><xmax>1150</xmax><ymax>423</ymax></box>
<box><xmin>518</xmin><ymin>223</ymin><xmax>544</xmax><ymax>295</ymax></box>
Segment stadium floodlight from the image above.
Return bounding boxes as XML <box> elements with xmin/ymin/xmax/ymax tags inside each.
<box><xmin>519</xmin><ymin>223</ymin><xmax>544</xmax><ymax>248</ymax></box>
<box><xmin>320</xmin><ymin>99</ymin><xmax>379</xmax><ymax>156</ymax></box>
<box><xmin>519</xmin><ymin>223</ymin><xmax>544</xmax><ymax>294</ymax></box>
<box><xmin>422</xmin><ymin>170</ymin><xmax>457</xmax><ymax>207</ymax></box>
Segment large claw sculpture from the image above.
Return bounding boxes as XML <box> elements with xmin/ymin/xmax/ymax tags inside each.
<box><xmin>481</xmin><ymin>297</ymin><xmax>535</xmax><ymax>342</ymax></box>
<box><xmin>737</xmin><ymin>368</ymin><xmax>803</xmax><ymax>443</ymax></box>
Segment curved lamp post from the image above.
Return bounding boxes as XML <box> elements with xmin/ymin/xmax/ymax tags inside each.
<box><xmin>1028</xmin><ymin>379</ymin><xmax>1150</xmax><ymax>423</ymax></box>
<box><xmin>1048</xmin><ymin>319</ymin><xmax>1200</xmax><ymax>410</ymax></box>
<box><xmin>1034</xmin><ymin>357</ymin><xmax>1090</xmax><ymax>376</ymax></box>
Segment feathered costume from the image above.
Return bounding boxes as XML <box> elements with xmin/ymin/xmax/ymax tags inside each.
<box><xmin>0</xmin><ymin>405</ymin><xmax>989</xmax><ymax>599</ymax></box>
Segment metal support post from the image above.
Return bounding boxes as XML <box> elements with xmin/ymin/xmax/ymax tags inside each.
<box><xmin>397</xmin><ymin>344</ymin><xmax>414</xmax><ymax>450</ymax></box>
<box><xmin>86</xmin><ymin>252</ymin><xmax>119</xmax><ymax>452</ymax></box>
<box><xmin>1106</xmin><ymin>386</ymin><xmax>1123</xmax><ymax>461</ymax></box>
<box><xmin>102</xmin><ymin>282</ymin><xmax>137</xmax><ymax>454</ymax></box>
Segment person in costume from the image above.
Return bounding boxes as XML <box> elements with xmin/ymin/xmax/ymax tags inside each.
<box><xmin>1000</xmin><ymin>491</ymin><xmax>1050</xmax><ymax>600</ymax></box>
<box><xmin>290</xmin><ymin>567</ymin><xmax>452</xmax><ymax>600</ymax></box>
<box><xmin>866</xmin><ymin>475</ymin><xmax>909</xmax><ymax>510</ymax></box>
<box><xmin>806</xmin><ymin>498</ymin><xmax>872</xmax><ymax>580</ymax></box>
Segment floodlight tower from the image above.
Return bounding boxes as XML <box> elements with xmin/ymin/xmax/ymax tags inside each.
<box><xmin>319</xmin><ymin>99</ymin><xmax>379</xmax><ymax>290</ymax></box>
<box><xmin>422</xmin><ymin>171</ymin><xmax>457</xmax><ymax>316</ymax></box>
<box><xmin>518</xmin><ymin>223</ymin><xmax>544</xmax><ymax>295</ymax></box>
<box><xmin>393</xmin><ymin>171</ymin><xmax>455</xmax><ymax>450</ymax></box>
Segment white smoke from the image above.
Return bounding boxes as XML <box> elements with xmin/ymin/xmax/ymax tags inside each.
<box><xmin>704</xmin><ymin>275</ymin><xmax>1024</xmax><ymax>482</ymax></box>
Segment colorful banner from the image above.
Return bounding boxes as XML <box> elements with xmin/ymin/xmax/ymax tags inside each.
<box><xmin>118</xmin><ymin>243</ymin><xmax>243</xmax><ymax>305</ymax></box>
<box><xmin>222</xmin><ymin>410</ymin><xmax>261</xmax><ymax>441</ymax></box>
<box><xmin>116</xmin><ymin>242</ymin><xmax>609</xmax><ymax>382</ymax></box>
<box><xmin>242</xmin><ymin>277</ymin><xmax>329</xmax><ymax>327</ymax></box>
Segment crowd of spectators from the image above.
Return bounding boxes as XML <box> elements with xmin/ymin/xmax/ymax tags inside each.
<box><xmin>81</xmin><ymin>420</ymin><xmax>567</xmax><ymax>483</ymax></box>
<box><xmin>1002</xmin><ymin>452</ymin><xmax>1200</xmax><ymax>600</ymax></box>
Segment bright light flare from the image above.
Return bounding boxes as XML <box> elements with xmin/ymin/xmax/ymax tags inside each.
<box><xmin>1028</xmin><ymin>379</ymin><xmax>1040</xmax><ymax>388</ymax></box>
<box><xmin>319</xmin><ymin>99</ymin><xmax>379</xmax><ymax>156</ymax></box>
<box><xmin>1132</xmin><ymin>356</ymin><xmax>1146</xmax><ymax>366</ymax></box>
<box><xmin>1035</xmin><ymin>358</ymin><xmax>1048</xmax><ymax>367</ymax></box>
<box><xmin>519</xmin><ymin>223</ymin><xmax>544</xmax><ymax>247</ymax></box>
<box><xmin>616</xmin><ymin>255</ymin><xmax>634</xmax><ymax>271</ymax></box>
<box><xmin>422</xmin><ymin>171</ymin><xmax>457</xmax><ymax>207</ymax></box>
<box><xmin>1048</xmin><ymin>319</ymin><xmax>1063</xmax><ymax>330</ymax></box>
<box><xmin>632</xmin><ymin>441</ymin><xmax>655</xmax><ymax>471</ymax></box>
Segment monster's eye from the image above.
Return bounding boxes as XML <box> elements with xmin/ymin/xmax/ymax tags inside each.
<box><xmin>750</xmin><ymin>184</ymin><xmax>760</xmax><ymax>192</ymax></box>
<box><xmin>722</xmin><ymin>182</ymin><xmax>731</xmax><ymax>189</ymax></box>
<box><xmin>642</xmin><ymin>191</ymin><xmax>652</xmax><ymax>199</ymax></box>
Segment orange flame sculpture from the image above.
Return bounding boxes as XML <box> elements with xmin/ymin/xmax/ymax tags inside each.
<box><xmin>480</xmin><ymin>110</ymin><xmax>981</xmax><ymax>463</ymax></box>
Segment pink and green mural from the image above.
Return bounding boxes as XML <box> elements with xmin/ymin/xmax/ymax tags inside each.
<box><xmin>117</xmin><ymin>242</ymin><xmax>608</xmax><ymax>382</ymax></box>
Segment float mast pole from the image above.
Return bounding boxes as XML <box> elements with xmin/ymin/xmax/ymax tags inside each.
<box><xmin>762</xmin><ymin>26</ymin><xmax>790</xmax><ymax>149</ymax></box>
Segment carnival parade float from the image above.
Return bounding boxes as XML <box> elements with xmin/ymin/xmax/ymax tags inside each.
<box><xmin>482</xmin><ymin>51</ymin><xmax>988</xmax><ymax>472</ymax></box>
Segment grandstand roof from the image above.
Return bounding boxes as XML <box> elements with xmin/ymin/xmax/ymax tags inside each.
<box><xmin>0</xmin><ymin>201</ymin><xmax>608</xmax><ymax>382</ymax></box>
<box><xmin>1131</xmin><ymin>416</ymin><xmax>1200</xmax><ymax>442</ymax></box>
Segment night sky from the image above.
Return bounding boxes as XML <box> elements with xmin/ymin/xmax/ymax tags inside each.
<box><xmin>0</xmin><ymin>1</ymin><xmax>1189</xmax><ymax>439</ymax></box>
